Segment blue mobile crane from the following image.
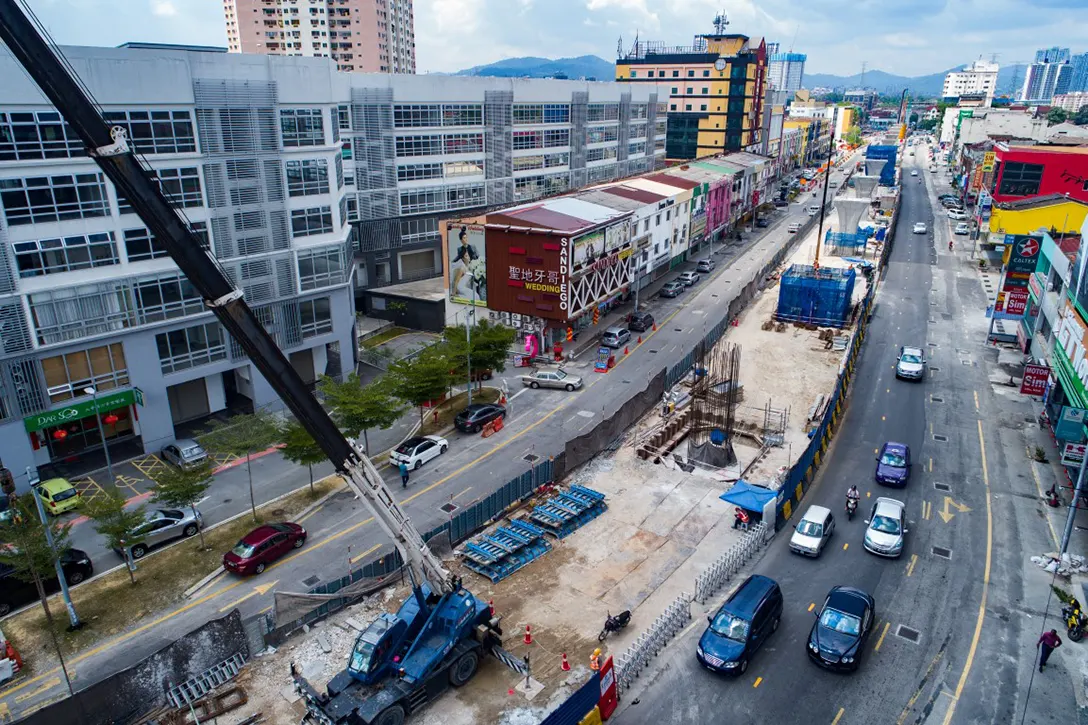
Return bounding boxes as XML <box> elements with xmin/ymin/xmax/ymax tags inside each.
<box><xmin>0</xmin><ymin>4</ymin><xmax>515</xmax><ymax>723</ymax></box>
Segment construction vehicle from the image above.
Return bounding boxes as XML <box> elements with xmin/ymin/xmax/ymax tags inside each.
<box><xmin>0</xmin><ymin>4</ymin><xmax>516</xmax><ymax>724</ymax></box>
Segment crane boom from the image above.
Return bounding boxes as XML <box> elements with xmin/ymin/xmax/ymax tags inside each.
<box><xmin>0</xmin><ymin>0</ymin><xmax>454</xmax><ymax>596</ymax></box>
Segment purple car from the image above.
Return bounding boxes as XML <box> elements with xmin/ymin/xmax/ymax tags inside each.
<box><xmin>875</xmin><ymin>442</ymin><xmax>911</xmax><ymax>487</ymax></box>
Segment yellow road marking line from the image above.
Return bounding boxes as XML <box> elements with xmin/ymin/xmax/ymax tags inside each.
<box><xmin>875</xmin><ymin>622</ymin><xmax>891</xmax><ymax>652</ymax></box>
<box><xmin>842</xmin><ymin>543</ymin><xmax>849</xmax><ymax>550</ymax></box>
<box><xmin>929</xmin><ymin>457</ymin><xmax>933</xmax><ymax>472</ymax></box>
<box><xmin>350</xmin><ymin>543</ymin><xmax>381</xmax><ymax>564</ymax></box>
<box><xmin>219</xmin><ymin>580</ymin><xmax>278</xmax><ymax>613</ymax></box>
<box><xmin>906</xmin><ymin>553</ymin><xmax>918</xmax><ymax>577</ymax></box>
<box><xmin>941</xmin><ymin>421</ymin><xmax>994</xmax><ymax>725</ymax></box>
<box><xmin>752</xmin><ymin>676</ymin><xmax>762</xmax><ymax>688</ymax></box>
<box><xmin>451</xmin><ymin>486</ymin><xmax>473</xmax><ymax>501</ymax></box>
<box><xmin>866</xmin><ymin>490</ymin><xmax>871</xmax><ymax>498</ymax></box>
<box><xmin>808</xmin><ymin>602</ymin><xmax>815</xmax><ymax>612</ymax></box>
<box><xmin>296</xmin><ymin>503</ymin><xmax>326</xmax><ymax>525</ymax></box>
<box><xmin>973</xmin><ymin>390</ymin><xmax>979</xmax><ymax>411</ymax></box>
<box><xmin>831</xmin><ymin>707</ymin><xmax>845</xmax><ymax>725</ymax></box>
<box><xmin>13</xmin><ymin>677</ymin><xmax>61</xmax><ymax>704</ymax></box>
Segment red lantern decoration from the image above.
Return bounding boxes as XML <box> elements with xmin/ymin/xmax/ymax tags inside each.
<box><xmin>103</xmin><ymin>413</ymin><xmax>119</xmax><ymax>425</ymax></box>
<box><xmin>52</xmin><ymin>429</ymin><xmax>68</xmax><ymax>441</ymax></box>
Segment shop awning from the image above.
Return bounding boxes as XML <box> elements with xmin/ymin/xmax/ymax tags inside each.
<box><xmin>719</xmin><ymin>480</ymin><xmax>778</xmax><ymax>512</ymax></box>
<box><xmin>24</xmin><ymin>388</ymin><xmax>143</xmax><ymax>433</ymax></box>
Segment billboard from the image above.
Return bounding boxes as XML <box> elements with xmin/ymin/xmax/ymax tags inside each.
<box><xmin>572</xmin><ymin>219</ymin><xmax>632</xmax><ymax>273</ymax></box>
<box><xmin>1002</xmin><ymin>234</ymin><xmax>1041</xmax><ymax>290</ymax></box>
<box><xmin>1004</xmin><ymin>288</ymin><xmax>1029</xmax><ymax>316</ymax></box>
<box><xmin>1056</xmin><ymin>406</ymin><xmax>1088</xmax><ymax>442</ymax></box>
<box><xmin>449</xmin><ymin>223</ymin><xmax>487</xmax><ymax>305</ymax></box>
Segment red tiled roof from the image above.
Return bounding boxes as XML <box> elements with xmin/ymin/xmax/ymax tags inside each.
<box><xmin>645</xmin><ymin>172</ymin><xmax>700</xmax><ymax>190</ymax></box>
<box><xmin>489</xmin><ymin>207</ymin><xmax>590</xmax><ymax>232</ymax></box>
<box><xmin>598</xmin><ymin>185</ymin><xmax>667</xmax><ymax>203</ymax></box>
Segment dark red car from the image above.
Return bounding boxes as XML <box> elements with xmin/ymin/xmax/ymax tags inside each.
<box><xmin>223</xmin><ymin>522</ymin><xmax>306</xmax><ymax>575</ymax></box>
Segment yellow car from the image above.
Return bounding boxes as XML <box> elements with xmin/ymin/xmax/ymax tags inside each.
<box><xmin>35</xmin><ymin>478</ymin><xmax>81</xmax><ymax>516</ymax></box>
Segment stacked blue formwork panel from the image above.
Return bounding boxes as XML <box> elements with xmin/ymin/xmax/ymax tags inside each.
<box><xmin>775</xmin><ymin>264</ymin><xmax>857</xmax><ymax>328</ymax></box>
<box><xmin>866</xmin><ymin>145</ymin><xmax>898</xmax><ymax>186</ymax></box>
<box><xmin>529</xmin><ymin>485</ymin><xmax>608</xmax><ymax>539</ymax></box>
<box><xmin>825</xmin><ymin>228</ymin><xmax>867</xmax><ymax>257</ymax></box>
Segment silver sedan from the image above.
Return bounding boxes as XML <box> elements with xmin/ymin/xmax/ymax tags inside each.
<box><xmin>521</xmin><ymin>368</ymin><xmax>583</xmax><ymax>391</ymax></box>
<box><xmin>115</xmin><ymin>508</ymin><xmax>204</xmax><ymax>560</ymax></box>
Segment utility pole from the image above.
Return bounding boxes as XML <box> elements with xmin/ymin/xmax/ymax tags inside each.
<box><xmin>465</xmin><ymin>286</ymin><xmax>475</xmax><ymax>406</ymax></box>
<box><xmin>27</xmin><ymin>468</ymin><xmax>82</xmax><ymax>631</ymax></box>
<box><xmin>1061</xmin><ymin>458</ymin><xmax>1088</xmax><ymax>555</ymax></box>
<box><xmin>813</xmin><ymin>107</ymin><xmax>838</xmax><ymax>270</ymax></box>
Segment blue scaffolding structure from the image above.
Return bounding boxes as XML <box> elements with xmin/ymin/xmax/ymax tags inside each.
<box><xmin>775</xmin><ymin>264</ymin><xmax>857</xmax><ymax>328</ymax></box>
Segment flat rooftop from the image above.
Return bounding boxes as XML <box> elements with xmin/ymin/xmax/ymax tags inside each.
<box><xmin>367</xmin><ymin>276</ymin><xmax>446</xmax><ymax>302</ymax></box>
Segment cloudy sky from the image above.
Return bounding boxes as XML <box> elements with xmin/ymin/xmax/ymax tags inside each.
<box><xmin>20</xmin><ymin>0</ymin><xmax>1088</xmax><ymax>77</ymax></box>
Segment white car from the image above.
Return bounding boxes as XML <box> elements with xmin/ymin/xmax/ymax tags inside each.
<box><xmin>912</xmin><ymin>222</ymin><xmax>926</xmax><ymax>234</ymax></box>
<box><xmin>790</xmin><ymin>505</ymin><xmax>835</xmax><ymax>557</ymax></box>
<box><xmin>389</xmin><ymin>435</ymin><xmax>448</xmax><ymax>470</ymax></box>
<box><xmin>947</xmin><ymin>209</ymin><xmax>968</xmax><ymax>220</ymax></box>
<box><xmin>910</xmin><ymin>169</ymin><xmax>918</xmax><ymax>176</ymax></box>
<box><xmin>954</xmin><ymin>222</ymin><xmax>970</xmax><ymax>235</ymax></box>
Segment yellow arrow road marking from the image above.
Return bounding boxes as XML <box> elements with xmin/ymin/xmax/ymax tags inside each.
<box><xmin>219</xmin><ymin>580</ymin><xmax>278</xmax><ymax>613</ymax></box>
<box><xmin>937</xmin><ymin>496</ymin><xmax>971</xmax><ymax>524</ymax></box>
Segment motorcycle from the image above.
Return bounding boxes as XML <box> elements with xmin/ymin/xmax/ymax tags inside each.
<box><xmin>1063</xmin><ymin>604</ymin><xmax>1087</xmax><ymax>642</ymax></box>
<box><xmin>846</xmin><ymin>497</ymin><xmax>858</xmax><ymax>520</ymax></box>
<box><xmin>598</xmin><ymin>610</ymin><xmax>632</xmax><ymax>642</ymax></box>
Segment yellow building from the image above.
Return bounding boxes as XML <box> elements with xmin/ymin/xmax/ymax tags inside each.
<box><xmin>616</xmin><ymin>32</ymin><xmax>768</xmax><ymax>160</ymax></box>
<box><xmin>989</xmin><ymin>194</ymin><xmax>1088</xmax><ymax>238</ymax></box>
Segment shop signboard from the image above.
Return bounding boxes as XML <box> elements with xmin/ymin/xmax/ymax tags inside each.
<box><xmin>1020</xmin><ymin>363</ymin><xmax>1050</xmax><ymax>396</ymax></box>
<box><xmin>1028</xmin><ymin>272</ymin><xmax>1044</xmax><ymax>302</ymax></box>
<box><xmin>1056</xmin><ymin>303</ymin><xmax>1088</xmax><ymax>406</ymax></box>
<box><xmin>1063</xmin><ymin>442</ymin><xmax>1087</xmax><ymax>468</ymax></box>
<box><xmin>982</xmin><ymin>151</ymin><xmax>996</xmax><ymax>172</ymax></box>
<box><xmin>24</xmin><ymin>389</ymin><xmax>138</xmax><ymax>433</ymax></box>
<box><xmin>1003</xmin><ymin>234</ymin><xmax>1042</xmax><ymax>289</ymax></box>
<box><xmin>1067</xmin><ymin>217</ymin><xmax>1088</xmax><ymax>316</ymax></box>
<box><xmin>1057</xmin><ymin>406</ymin><xmax>1088</xmax><ymax>442</ymax></box>
<box><xmin>573</xmin><ymin>219</ymin><xmax>632</xmax><ymax>274</ymax></box>
<box><xmin>1005</xmin><ymin>288</ymin><xmax>1029</xmax><ymax>316</ymax></box>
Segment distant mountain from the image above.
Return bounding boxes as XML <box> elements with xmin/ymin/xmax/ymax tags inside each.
<box><xmin>454</xmin><ymin>55</ymin><xmax>615</xmax><ymax>81</ymax></box>
<box><xmin>804</xmin><ymin>64</ymin><xmax>1027</xmax><ymax>98</ymax></box>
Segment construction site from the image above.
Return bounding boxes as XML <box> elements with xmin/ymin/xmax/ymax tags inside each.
<box><xmin>214</xmin><ymin>166</ymin><xmax>897</xmax><ymax>725</ymax></box>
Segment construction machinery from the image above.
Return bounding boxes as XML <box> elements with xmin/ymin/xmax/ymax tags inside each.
<box><xmin>0</xmin><ymin>4</ymin><xmax>514</xmax><ymax>724</ymax></box>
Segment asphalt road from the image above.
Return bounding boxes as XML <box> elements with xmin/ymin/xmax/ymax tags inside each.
<box><xmin>0</xmin><ymin>159</ymin><xmax>866</xmax><ymax>720</ymax></box>
<box><xmin>609</xmin><ymin>148</ymin><xmax>1067</xmax><ymax>725</ymax></box>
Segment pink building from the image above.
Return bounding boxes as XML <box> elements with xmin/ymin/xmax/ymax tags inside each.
<box><xmin>224</xmin><ymin>0</ymin><xmax>415</xmax><ymax>74</ymax></box>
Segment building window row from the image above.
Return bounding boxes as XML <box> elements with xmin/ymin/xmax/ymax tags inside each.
<box><xmin>587</xmin><ymin>125</ymin><xmax>619</xmax><ymax>144</ymax></box>
<box><xmin>298</xmin><ymin>244</ymin><xmax>346</xmax><ymax>291</ymax></box>
<box><xmin>513</xmin><ymin>173</ymin><xmax>568</xmax><ymax>201</ymax></box>
<box><xmin>134</xmin><ymin>273</ymin><xmax>204</xmax><ymax>324</ymax></box>
<box><xmin>629</xmin><ymin>122</ymin><xmax>647</xmax><ymax>139</ymax></box>
<box><xmin>299</xmin><ymin>296</ymin><xmax>333</xmax><ymax>338</ymax></box>
<box><xmin>630</xmin><ymin>104</ymin><xmax>649</xmax><ymax>120</ymax></box>
<box><xmin>281</xmin><ymin>108</ymin><xmax>325</xmax><ymax>147</ymax></box>
<box><xmin>512</xmin><ymin>151</ymin><xmax>569</xmax><ymax>171</ymax></box>
<box><xmin>512</xmin><ymin>128</ymin><xmax>570</xmax><ymax>151</ymax></box>
<box><xmin>394</xmin><ymin>132</ymin><xmax>484</xmax><ymax>157</ymax></box>
<box><xmin>399</xmin><ymin>217</ymin><xmax>438</xmax><ymax>243</ymax></box>
<box><xmin>587</xmin><ymin>165</ymin><xmax>616</xmax><ymax>183</ymax></box>
<box><xmin>998</xmin><ymin>161</ymin><xmax>1044</xmax><ymax>197</ymax></box>
<box><xmin>0</xmin><ymin>111</ymin><xmax>83</xmax><ymax>161</ymax></box>
<box><xmin>586</xmin><ymin>103</ymin><xmax>620</xmax><ymax>122</ymax></box>
<box><xmin>628</xmin><ymin>140</ymin><xmax>646</xmax><ymax>156</ymax></box>
<box><xmin>512</xmin><ymin>104</ymin><xmax>571</xmax><ymax>125</ymax></box>
<box><xmin>156</xmin><ymin>322</ymin><xmax>226</xmax><ymax>375</ymax></box>
<box><xmin>14</xmin><ymin>232</ymin><xmax>117</xmax><ymax>278</ymax></box>
<box><xmin>101</xmin><ymin>110</ymin><xmax>197</xmax><ymax>155</ymax></box>
<box><xmin>286</xmin><ymin>158</ymin><xmax>330</xmax><ymax>197</ymax></box>
<box><xmin>399</xmin><ymin>183</ymin><xmax>485</xmax><ymax>215</ymax></box>
<box><xmin>124</xmin><ymin>222</ymin><xmax>209</xmax><ymax>263</ymax></box>
<box><xmin>337</xmin><ymin>104</ymin><xmax>351</xmax><ymax>131</ymax></box>
<box><xmin>42</xmin><ymin>343</ymin><xmax>128</xmax><ymax>404</ymax></box>
<box><xmin>119</xmin><ymin>167</ymin><xmax>203</xmax><ymax>213</ymax></box>
<box><xmin>291</xmin><ymin>206</ymin><xmax>334</xmax><ymax>237</ymax></box>
<box><xmin>334</xmin><ymin>153</ymin><xmax>345</xmax><ymax>189</ymax></box>
<box><xmin>587</xmin><ymin>146</ymin><xmax>617</xmax><ymax>162</ymax></box>
<box><xmin>392</xmin><ymin>103</ymin><xmax>483</xmax><ymax>128</ymax></box>
<box><xmin>0</xmin><ymin>173</ymin><xmax>109</xmax><ymax>226</ymax></box>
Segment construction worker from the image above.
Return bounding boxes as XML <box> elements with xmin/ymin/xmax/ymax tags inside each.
<box><xmin>590</xmin><ymin>648</ymin><xmax>601</xmax><ymax>671</ymax></box>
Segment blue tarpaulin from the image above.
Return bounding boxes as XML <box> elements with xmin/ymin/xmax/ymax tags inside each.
<box><xmin>719</xmin><ymin>480</ymin><xmax>777</xmax><ymax>512</ymax></box>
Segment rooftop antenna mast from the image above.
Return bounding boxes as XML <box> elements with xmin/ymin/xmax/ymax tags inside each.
<box><xmin>860</xmin><ymin>60</ymin><xmax>868</xmax><ymax>89</ymax></box>
<box><xmin>713</xmin><ymin>11</ymin><xmax>729</xmax><ymax>34</ymax></box>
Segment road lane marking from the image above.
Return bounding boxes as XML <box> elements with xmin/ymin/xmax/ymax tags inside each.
<box><xmin>937</xmin><ymin>496</ymin><xmax>970</xmax><ymax>524</ymax></box>
<box><xmin>866</xmin><ymin>490</ymin><xmax>871</xmax><ymax>498</ymax></box>
<box><xmin>875</xmin><ymin>621</ymin><xmax>891</xmax><ymax>652</ymax></box>
<box><xmin>842</xmin><ymin>543</ymin><xmax>849</xmax><ymax>550</ymax></box>
<box><xmin>349</xmin><ymin>543</ymin><xmax>381</xmax><ymax>564</ymax></box>
<box><xmin>906</xmin><ymin>554</ymin><xmax>918</xmax><ymax>577</ymax></box>
<box><xmin>14</xmin><ymin>678</ymin><xmax>61</xmax><ymax>704</ymax></box>
<box><xmin>808</xmin><ymin>602</ymin><xmax>815</xmax><ymax>612</ymax></box>
<box><xmin>219</xmin><ymin>580</ymin><xmax>279</xmax><ymax>613</ymax></box>
<box><xmin>941</xmin><ymin>421</ymin><xmax>994</xmax><ymax>725</ymax></box>
<box><xmin>451</xmin><ymin>486</ymin><xmax>473</xmax><ymax>501</ymax></box>
<box><xmin>882</xmin><ymin>415</ymin><xmax>886</xmax><ymax>421</ymax></box>
<box><xmin>973</xmin><ymin>390</ymin><xmax>979</xmax><ymax>411</ymax></box>
<box><xmin>922</xmin><ymin>500</ymin><xmax>931</xmax><ymax>520</ymax></box>
<box><xmin>296</xmin><ymin>503</ymin><xmax>326</xmax><ymax>525</ymax></box>
<box><xmin>831</xmin><ymin>708</ymin><xmax>845</xmax><ymax>725</ymax></box>
<box><xmin>753</xmin><ymin>677</ymin><xmax>762</xmax><ymax>688</ymax></box>
<box><xmin>929</xmin><ymin>457</ymin><xmax>933</xmax><ymax>472</ymax></box>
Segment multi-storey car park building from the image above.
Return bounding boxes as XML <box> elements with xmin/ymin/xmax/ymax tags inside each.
<box><xmin>0</xmin><ymin>44</ymin><xmax>664</xmax><ymax>483</ymax></box>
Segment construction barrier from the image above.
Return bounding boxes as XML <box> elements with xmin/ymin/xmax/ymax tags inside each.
<box><xmin>613</xmin><ymin>592</ymin><xmax>693</xmax><ymax>693</ymax></box>
<box><xmin>692</xmin><ymin>522</ymin><xmax>770</xmax><ymax>604</ymax></box>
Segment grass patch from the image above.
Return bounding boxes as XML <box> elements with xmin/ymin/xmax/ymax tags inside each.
<box><xmin>361</xmin><ymin>326</ymin><xmax>409</xmax><ymax>349</ymax></box>
<box><xmin>4</xmin><ymin>476</ymin><xmax>344</xmax><ymax>668</ymax></box>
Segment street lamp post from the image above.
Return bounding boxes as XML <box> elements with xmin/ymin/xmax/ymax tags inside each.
<box><xmin>84</xmin><ymin>387</ymin><xmax>115</xmax><ymax>487</ymax></box>
<box><xmin>465</xmin><ymin>286</ymin><xmax>475</xmax><ymax>407</ymax></box>
<box><xmin>26</xmin><ymin>468</ymin><xmax>82</xmax><ymax>632</ymax></box>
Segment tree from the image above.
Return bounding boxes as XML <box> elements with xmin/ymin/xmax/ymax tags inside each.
<box><xmin>1047</xmin><ymin>107</ymin><xmax>1068</xmax><ymax>126</ymax></box>
<box><xmin>388</xmin><ymin>346</ymin><xmax>453</xmax><ymax>425</ymax></box>
<box><xmin>319</xmin><ymin>374</ymin><xmax>405</xmax><ymax>454</ymax></box>
<box><xmin>149</xmin><ymin>461</ymin><xmax>215</xmax><ymax>549</ymax></box>
<box><xmin>84</xmin><ymin>490</ymin><xmax>146</xmax><ymax>584</ymax></box>
<box><xmin>442</xmin><ymin>320</ymin><xmax>517</xmax><ymax>391</ymax></box>
<box><xmin>842</xmin><ymin>127</ymin><xmax>864</xmax><ymax>148</ymax></box>
<box><xmin>201</xmin><ymin>411</ymin><xmax>280</xmax><ymax>523</ymax></box>
<box><xmin>279</xmin><ymin>419</ymin><xmax>327</xmax><ymax>494</ymax></box>
<box><xmin>1073</xmin><ymin>106</ymin><xmax>1088</xmax><ymax>126</ymax></box>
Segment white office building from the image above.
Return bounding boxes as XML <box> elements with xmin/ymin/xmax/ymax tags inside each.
<box><xmin>0</xmin><ymin>44</ymin><xmax>665</xmax><ymax>484</ymax></box>
<box><xmin>942</xmin><ymin>60</ymin><xmax>999</xmax><ymax>104</ymax></box>
<box><xmin>767</xmin><ymin>51</ymin><xmax>806</xmax><ymax>94</ymax></box>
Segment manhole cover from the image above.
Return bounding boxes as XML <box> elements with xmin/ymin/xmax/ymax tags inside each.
<box><xmin>931</xmin><ymin>396</ymin><xmax>944</xmax><ymax>403</ymax></box>
<box><xmin>933</xmin><ymin>434</ymin><xmax>948</xmax><ymax>442</ymax></box>
<box><xmin>440</xmin><ymin>502</ymin><xmax>459</xmax><ymax>514</ymax></box>
<box><xmin>941</xmin><ymin>314</ymin><xmax>953</xmax><ymax>321</ymax></box>
<box><xmin>674</xmin><ymin>328</ymin><xmax>683</xmax><ymax>332</ymax></box>
<box><xmin>649</xmin><ymin>349</ymin><xmax>658</xmax><ymax>354</ymax></box>
<box><xmin>927</xmin><ymin>342</ymin><xmax>937</xmax><ymax>347</ymax></box>
<box><xmin>896</xmin><ymin>625</ymin><xmax>921</xmax><ymax>643</ymax></box>
<box><xmin>523</xmin><ymin>454</ymin><xmax>540</xmax><ymax>463</ymax></box>
<box><xmin>932</xmin><ymin>546</ymin><xmax>952</xmax><ymax>560</ymax></box>
<box><xmin>303</xmin><ymin>575</ymin><xmax>320</xmax><ymax>587</ymax></box>
<box><xmin>934</xmin><ymin>482</ymin><xmax>951</xmax><ymax>492</ymax></box>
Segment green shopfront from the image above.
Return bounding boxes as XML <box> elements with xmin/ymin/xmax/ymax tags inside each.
<box><xmin>23</xmin><ymin>388</ymin><xmax>143</xmax><ymax>465</ymax></box>
<box><xmin>1049</xmin><ymin>302</ymin><xmax>1088</xmax><ymax>471</ymax></box>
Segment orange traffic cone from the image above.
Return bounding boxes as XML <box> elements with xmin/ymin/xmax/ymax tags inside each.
<box><xmin>623</xmin><ymin>346</ymin><xmax>629</xmax><ymax>356</ymax></box>
<box><xmin>524</xmin><ymin>624</ymin><xmax>533</xmax><ymax>645</ymax></box>
<box><xmin>561</xmin><ymin>653</ymin><xmax>571</xmax><ymax>671</ymax></box>
<box><xmin>637</xmin><ymin>335</ymin><xmax>642</xmax><ymax>344</ymax></box>
<box><xmin>652</xmin><ymin>322</ymin><xmax>657</xmax><ymax>331</ymax></box>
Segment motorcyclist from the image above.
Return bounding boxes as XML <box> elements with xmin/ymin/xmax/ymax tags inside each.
<box><xmin>846</xmin><ymin>485</ymin><xmax>860</xmax><ymax>510</ymax></box>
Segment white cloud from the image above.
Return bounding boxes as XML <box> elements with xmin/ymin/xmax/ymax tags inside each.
<box><xmin>151</xmin><ymin>0</ymin><xmax>178</xmax><ymax>18</ymax></box>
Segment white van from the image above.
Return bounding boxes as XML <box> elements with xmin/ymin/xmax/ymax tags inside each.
<box><xmin>807</xmin><ymin>205</ymin><xmax>820</xmax><ymax>216</ymax></box>
<box><xmin>788</xmin><ymin>222</ymin><xmax>803</xmax><ymax>234</ymax></box>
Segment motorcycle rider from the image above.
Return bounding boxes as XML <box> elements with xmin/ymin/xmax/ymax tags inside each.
<box><xmin>846</xmin><ymin>485</ymin><xmax>861</xmax><ymax>512</ymax></box>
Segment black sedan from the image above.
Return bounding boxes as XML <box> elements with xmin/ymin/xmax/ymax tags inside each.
<box><xmin>807</xmin><ymin>586</ymin><xmax>875</xmax><ymax>672</ymax></box>
<box><xmin>454</xmin><ymin>403</ymin><xmax>506</xmax><ymax>433</ymax></box>
<box><xmin>0</xmin><ymin>548</ymin><xmax>93</xmax><ymax>617</ymax></box>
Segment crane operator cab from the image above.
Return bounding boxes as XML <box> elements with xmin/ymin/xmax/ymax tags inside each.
<box><xmin>347</xmin><ymin>615</ymin><xmax>404</xmax><ymax>685</ymax></box>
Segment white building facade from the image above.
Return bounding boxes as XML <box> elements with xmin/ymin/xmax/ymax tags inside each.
<box><xmin>767</xmin><ymin>52</ymin><xmax>806</xmax><ymax>94</ymax></box>
<box><xmin>942</xmin><ymin>60</ymin><xmax>999</xmax><ymax>104</ymax></box>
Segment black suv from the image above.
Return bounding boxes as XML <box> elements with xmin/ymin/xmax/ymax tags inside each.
<box><xmin>628</xmin><ymin>311</ymin><xmax>655</xmax><ymax>333</ymax></box>
<box><xmin>0</xmin><ymin>548</ymin><xmax>93</xmax><ymax>616</ymax></box>
<box><xmin>454</xmin><ymin>403</ymin><xmax>506</xmax><ymax>433</ymax></box>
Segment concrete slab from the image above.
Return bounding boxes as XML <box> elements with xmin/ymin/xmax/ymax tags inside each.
<box><xmin>513</xmin><ymin>676</ymin><xmax>545</xmax><ymax>700</ymax></box>
<box><xmin>638</xmin><ymin>477</ymin><xmax>714</xmax><ymax>538</ymax></box>
<box><xmin>601</xmin><ymin>539</ymin><xmax>697</xmax><ymax>612</ymax></box>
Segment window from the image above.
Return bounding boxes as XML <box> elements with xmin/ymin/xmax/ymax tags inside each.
<box><xmin>337</xmin><ymin>104</ymin><xmax>351</xmax><ymax>131</ymax></box>
<box><xmin>445</xmin><ymin>159</ymin><xmax>484</xmax><ymax>178</ymax></box>
<box><xmin>291</xmin><ymin>206</ymin><xmax>334</xmax><ymax>237</ymax></box>
<box><xmin>100</xmin><ymin>110</ymin><xmax>196</xmax><ymax>155</ymax></box>
<box><xmin>14</xmin><ymin>232</ymin><xmax>118</xmax><ymax>278</ymax></box>
<box><xmin>285</xmin><ymin>159</ymin><xmax>330</xmax><ymax>197</ymax></box>
<box><xmin>42</xmin><ymin>344</ymin><xmax>128</xmax><ymax>404</ymax></box>
<box><xmin>686</xmin><ymin>88</ymin><xmax>693</xmax><ymax>94</ymax></box>
<box><xmin>134</xmin><ymin>273</ymin><xmax>204</xmax><ymax>323</ymax></box>
<box><xmin>628</xmin><ymin>141</ymin><xmax>646</xmax><ymax>156</ymax></box>
<box><xmin>671</xmin><ymin>87</ymin><xmax>678</xmax><ymax>94</ymax></box>
<box><xmin>0</xmin><ymin>111</ymin><xmax>82</xmax><ymax>161</ymax></box>
<box><xmin>702</xmin><ymin>88</ymin><xmax>709</xmax><ymax>95</ymax></box>
<box><xmin>400</xmin><ymin>217</ymin><xmax>439</xmax><ymax>243</ymax></box>
<box><xmin>342</xmin><ymin>139</ymin><xmax>353</xmax><ymax>161</ymax></box>
<box><xmin>672</xmin><ymin>70</ymin><xmax>679</xmax><ymax>77</ymax></box>
<box><xmin>687</xmin><ymin>70</ymin><xmax>694</xmax><ymax>77</ymax></box>
<box><xmin>586</xmin><ymin>104</ymin><xmax>620</xmax><ymax>122</ymax></box>
<box><xmin>513</xmin><ymin>173</ymin><xmax>569</xmax><ymax>201</ymax></box>
<box><xmin>444</xmin><ymin>133</ymin><xmax>484</xmax><ymax>154</ymax></box>
<box><xmin>703</xmin><ymin>70</ymin><xmax>710</xmax><ymax>77</ymax></box>
<box><xmin>124</xmin><ymin>220</ymin><xmax>209</xmax><ymax>261</ymax></box>
<box><xmin>700</xmin><ymin>104</ymin><xmax>708</xmax><ymax>111</ymax></box>
<box><xmin>156</xmin><ymin>167</ymin><xmax>203</xmax><ymax>208</ymax></box>
<box><xmin>586</xmin><ymin>125</ymin><xmax>618</xmax><ymax>144</ymax></box>
<box><xmin>441</xmin><ymin>104</ymin><xmax>483</xmax><ymax>126</ymax></box>
<box><xmin>0</xmin><ymin>174</ymin><xmax>108</xmax><ymax>226</ymax></box>
<box><xmin>29</xmin><ymin>282</ymin><xmax>131</xmax><ymax>345</ymax></box>
<box><xmin>631</xmin><ymin>104</ymin><xmax>649</xmax><ymax>120</ymax></box>
<box><xmin>671</xmin><ymin>104</ymin><xmax>677</xmax><ymax>111</ymax></box>
<box><xmin>281</xmin><ymin>108</ymin><xmax>325</xmax><ymax>147</ymax></box>
<box><xmin>299</xmin><ymin>297</ymin><xmax>333</xmax><ymax>338</ymax></box>
<box><xmin>334</xmin><ymin>154</ymin><xmax>344</xmax><ymax>190</ymax></box>
<box><xmin>656</xmin><ymin>214</ymin><xmax>661</xmax><ymax>226</ymax></box>
<box><xmin>397</xmin><ymin>162</ymin><xmax>442</xmax><ymax>181</ymax></box>
<box><xmin>586</xmin><ymin>147</ymin><xmax>617</xmax><ymax>162</ymax></box>
<box><xmin>685</xmin><ymin>104</ymin><xmax>692</xmax><ymax>111</ymax></box>
<box><xmin>630</xmin><ymin>71</ymin><xmax>637</xmax><ymax>78</ymax></box>
<box><xmin>630</xmin><ymin>123</ymin><xmax>647</xmax><ymax>138</ymax></box>
<box><xmin>543</xmin><ymin>129</ymin><xmax>569</xmax><ymax>147</ymax></box>
<box><xmin>998</xmin><ymin>162</ymin><xmax>1044</xmax><ymax>196</ymax></box>
<box><xmin>156</xmin><ymin>322</ymin><xmax>226</xmax><ymax>374</ymax></box>
<box><xmin>514</xmin><ymin>154</ymin><xmax>545</xmax><ymax>171</ymax></box>
<box><xmin>393</xmin><ymin>104</ymin><xmax>441</xmax><ymax>128</ymax></box>
<box><xmin>298</xmin><ymin>245</ymin><xmax>345</xmax><ymax>290</ymax></box>
<box><xmin>513</xmin><ymin>130</ymin><xmax>542</xmax><ymax>150</ymax></box>
<box><xmin>396</xmin><ymin>134</ymin><xmax>443</xmax><ymax>157</ymax></box>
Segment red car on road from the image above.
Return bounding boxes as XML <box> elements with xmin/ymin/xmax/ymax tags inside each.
<box><xmin>223</xmin><ymin>522</ymin><xmax>306</xmax><ymax>575</ymax></box>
